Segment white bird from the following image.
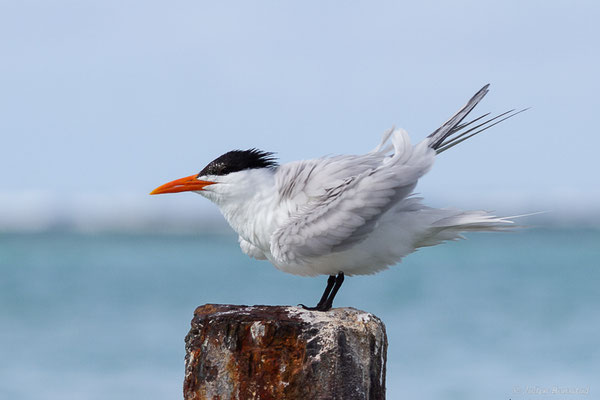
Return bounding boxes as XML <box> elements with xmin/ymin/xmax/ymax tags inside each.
<box><xmin>151</xmin><ymin>84</ymin><xmax>525</xmax><ymax>311</ymax></box>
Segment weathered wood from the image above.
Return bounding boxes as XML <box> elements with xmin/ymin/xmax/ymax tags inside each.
<box><xmin>184</xmin><ymin>304</ymin><xmax>387</xmax><ymax>400</ymax></box>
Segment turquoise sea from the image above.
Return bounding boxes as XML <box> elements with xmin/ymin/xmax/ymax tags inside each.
<box><xmin>1</xmin><ymin>228</ymin><xmax>598</xmax><ymax>399</ymax></box>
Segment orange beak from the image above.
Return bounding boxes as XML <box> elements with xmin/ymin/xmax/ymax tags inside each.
<box><xmin>150</xmin><ymin>175</ymin><xmax>217</xmax><ymax>195</ymax></box>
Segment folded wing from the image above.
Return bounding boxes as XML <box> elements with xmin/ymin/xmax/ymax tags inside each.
<box><xmin>271</xmin><ymin>129</ymin><xmax>435</xmax><ymax>263</ymax></box>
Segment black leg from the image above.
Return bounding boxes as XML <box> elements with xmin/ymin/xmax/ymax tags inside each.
<box><xmin>315</xmin><ymin>275</ymin><xmax>336</xmax><ymax>309</ymax></box>
<box><xmin>299</xmin><ymin>275</ymin><xmax>335</xmax><ymax>311</ymax></box>
<box><xmin>322</xmin><ymin>272</ymin><xmax>344</xmax><ymax>311</ymax></box>
<box><xmin>299</xmin><ymin>272</ymin><xmax>345</xmax><ymax>312</ymax></box>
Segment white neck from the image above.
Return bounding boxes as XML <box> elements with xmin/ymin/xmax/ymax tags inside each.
<box><xmin>200</xmin><ymin>168</ymin><xmax>279</xmax><ymax>250</ymax></box>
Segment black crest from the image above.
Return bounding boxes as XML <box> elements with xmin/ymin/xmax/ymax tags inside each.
<box><xmin>198</xmin><ymin>149</ymin><xmax>278</xmax><ymax>177</ymax></box>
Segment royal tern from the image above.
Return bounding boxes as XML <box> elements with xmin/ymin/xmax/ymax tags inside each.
<box><xmin>151</xmin><ymin>84</ymin><xmax>525</xmax><ymax>311</ymax></box>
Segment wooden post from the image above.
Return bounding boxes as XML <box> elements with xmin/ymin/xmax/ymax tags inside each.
<box><xmin>184</xmin><ymin>304</ymin><xmax>387</xmax><ymax>400</ymax></box>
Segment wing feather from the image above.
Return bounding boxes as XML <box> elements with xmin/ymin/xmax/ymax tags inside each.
<box><xmin>270</xmin><ymin>129</ymin><xmax>435</xmax><ymax>263</ymax></box>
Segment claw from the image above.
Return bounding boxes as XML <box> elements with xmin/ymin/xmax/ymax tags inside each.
<box><xmin>298</xmin><ymin>303</ymin><xmax>331</xmax><ymax>312</ymax></box>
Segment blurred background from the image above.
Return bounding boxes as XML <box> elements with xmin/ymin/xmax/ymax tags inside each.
<box><xmin>1</xmin><ymin>1</ymin><xmax>598</xmax><ymax>399</ymax></box>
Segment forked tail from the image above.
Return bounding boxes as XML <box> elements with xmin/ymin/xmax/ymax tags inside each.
<box><xmin>427</xmin><ymin>84</ymin><xmax>527</xmax><ymax>154</ymax></box>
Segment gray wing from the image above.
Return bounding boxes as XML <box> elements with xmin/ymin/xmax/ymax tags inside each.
<box><xmin>270</xmin><ymin>129</ymin><xmax>435</xmax><ymax>263</ymax></box>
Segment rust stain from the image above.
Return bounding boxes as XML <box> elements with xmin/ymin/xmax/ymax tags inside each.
<box><xmin>225</xmin><ymin>321</ymin><xmax>308</xmax><ymax>399</ymax></box>
<box><xmin>193</xmin><ymin>304</ymin><xmax>222</xmax><ymax>317</ymax></box>
<box><xmin>184</xmin><ymin>305</ymin><xmax>315</xmax><ymax>399</ymax></box>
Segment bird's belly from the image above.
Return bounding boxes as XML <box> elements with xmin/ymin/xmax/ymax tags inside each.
<box><xmin>266</xmin><ymin>233</ymin><xmax>416</xmax><ymax>277</ymax></box>
<box><xmin>265</xmin><ymin>208</ymin><xmax>434</xmax><ymax>277</ymax></box>
<box><xmin>266</xmin><ymin>245</ymin><xmax>396</xmax><ymax>277</ymax></box>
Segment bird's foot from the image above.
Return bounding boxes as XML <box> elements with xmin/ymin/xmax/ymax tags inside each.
<box><xmin>298</xmin><ymin>272</ymin><xmax>344</xmax><ymax>312</ymax></box>
<box><xmin>298</xmin><ymin>303</ymin><xmax>332</xmax><ymax>312</ymax></box>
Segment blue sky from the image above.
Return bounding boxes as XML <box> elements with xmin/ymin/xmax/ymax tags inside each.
<box><xmin>1</xmin><ymin>1</ymin><xmax>599</xmax><ymax>230</ymax></box>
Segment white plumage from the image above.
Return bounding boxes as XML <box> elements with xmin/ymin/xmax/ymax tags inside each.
<box><xmin>151</xmin><ymin>84</ymin><xmax>524</xmax><ymax>310</ymax></box>
<box><xmin>205</xmin><ymin>127</ymin><xmax>511</xmax><ymax>277</ymax></box>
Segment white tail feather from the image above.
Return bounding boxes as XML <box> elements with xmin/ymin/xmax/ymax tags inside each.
<box><xmin>415</xmin><ymin>209</ymin><xmax>516</xmax><ymax>248</ymax></box>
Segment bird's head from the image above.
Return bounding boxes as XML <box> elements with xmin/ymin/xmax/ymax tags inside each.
<box><xmin>150</xmin><ymin>149</ymin><xmax>278</xmax><ymax>203</ymax></box>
